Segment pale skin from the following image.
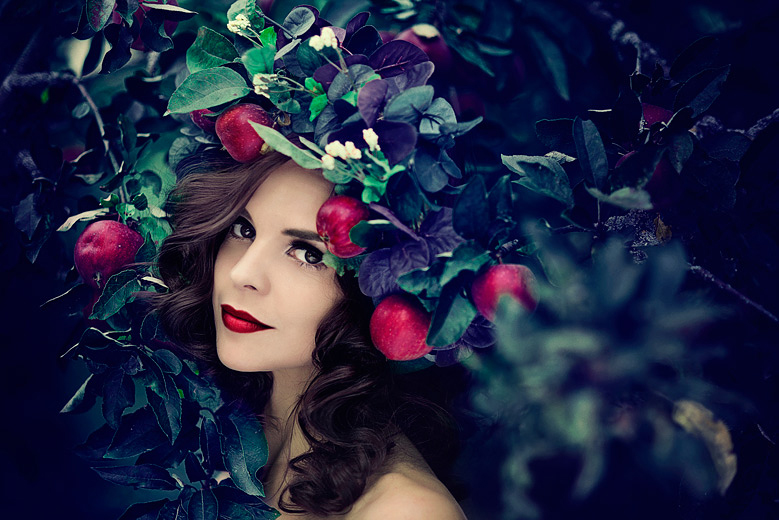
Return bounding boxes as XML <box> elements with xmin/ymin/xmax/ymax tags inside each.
<box><xmin>211</xmin><ymin>161</ymin><xmax>466</xmax><ymax>519</ymax></box>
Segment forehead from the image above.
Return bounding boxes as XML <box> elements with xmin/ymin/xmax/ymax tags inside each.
<box><xmin>243</xmin><ymin>161</ymin><xmax>332</xmax><ymax>226</ymax></box>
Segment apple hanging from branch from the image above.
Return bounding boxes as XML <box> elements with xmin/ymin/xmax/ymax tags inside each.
<box><xmin>74</xmin><ymin>220</ymin><xmax>144</xmax><ymax>290</ymax></box>
<box><xmin>370</xmin><ymin>294</ymin><xmax>433</xmax><ymax>361</ymax></box>
<box><xmin>215</xmin><ymin>104</ymin><xmax>275</xmax><ymax>163</ymax></box>
<box><xmin>316</xmin><ymin>195</ymin><xmax>370</xmax><ymax>258</ymax></box>
<box><xmin>471</xmin><ymin>264</ymin><xmax>537</xmax><ymax>321</ymax></box>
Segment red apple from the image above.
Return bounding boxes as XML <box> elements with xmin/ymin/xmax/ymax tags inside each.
<box><xmin>215</xmin><ymin>104</ymin><xmax>275</xmax><ymax>163</ymax></box>
<box><xmin>471</xmin><ymin>264</ymin><xmax>537</xmax><ymax>321</ymax></box>
<box><xmin>190</xmin><ymin>108</ymin><xmax>216</xmax><ymax>133</ymax></box>
<box><xmin>74</xmin><ymin>220</ymin><xmax>144</xmax><ymax>289</ymax></box>
<box><xmin>642</xmin><ymin>103</ymin><xmax>673</xmax><ymax>127</ymax></box>
<box><xmin>395</xmin><ymin>24</ymin><xmax>453</xmax><ymax>73</ymax></box>
<box><xmin>316</xmin><ymin>195</ymin><xmax>370</xmax><ymax>258</ymax></box>
<box><xmin>370</xmin><ymin>294</ymin><xmax>433</xmax><ymax>361</ymax></box>
<box><xmin>615</xmin><ymin>152</ymin><xmax>682</xmax><ymax>209</ymax></box>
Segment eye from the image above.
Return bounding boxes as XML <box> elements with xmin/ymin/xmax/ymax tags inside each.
<box><xmin>229</xmin><ymin>217</ymin><xmax>254</xmax><ymax>240</ymax></box>
<box><xmin>289</xmin><ymin>241</ymin><xmax>325</xmax><ymax>268</ymax></box>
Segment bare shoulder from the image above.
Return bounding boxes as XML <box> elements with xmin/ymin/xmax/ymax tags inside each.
<box><xmin>348</xmin><ymin>471</ymin><xmax>467</xmax><ymax>520</ymax></box>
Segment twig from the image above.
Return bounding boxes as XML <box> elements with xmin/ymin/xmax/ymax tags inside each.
<box><xmin>72</xmin><ymin>79</ymin><xmax>121</xmax><ymax>175</ymax></box>
<box><xmin>688</xmin><ymin>264</ymin><xmax>778</xmax><ymax>322</ymax></box>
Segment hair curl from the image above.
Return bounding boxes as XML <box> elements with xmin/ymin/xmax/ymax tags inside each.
<box><xmin>153</xmin><ymin>151</ymin><xmax>461</xmax><ymax>516</ymax></box>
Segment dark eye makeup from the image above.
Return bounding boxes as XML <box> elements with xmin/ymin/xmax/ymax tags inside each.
<box><xmin>227</xmin><ymin>217</ymin><xmax>327</xmax><ymax>270</ymax></box>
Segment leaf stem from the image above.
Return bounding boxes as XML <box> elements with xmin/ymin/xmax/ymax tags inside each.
<box><xmin>688</xmin><ymin>264</ymin><xmax>778</xmax><ymax>322</ymax></box>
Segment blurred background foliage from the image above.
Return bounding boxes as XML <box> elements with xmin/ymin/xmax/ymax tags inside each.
<box><xmin>1</xmin><ymin>0</ymin><xmax>778</xmax><ymax>518</ymax></box>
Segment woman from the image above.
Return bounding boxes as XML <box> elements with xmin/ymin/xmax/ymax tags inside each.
<box><xmin>154</xmin><ymin>150</ymin><xmax>468</xmax><ymax>519</ymax></box>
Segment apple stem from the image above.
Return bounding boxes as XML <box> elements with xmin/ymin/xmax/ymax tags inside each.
<box><xmin>688</xmin><ymin>264</ymin><xmax>778</xmax><ymax>322</ymax></box>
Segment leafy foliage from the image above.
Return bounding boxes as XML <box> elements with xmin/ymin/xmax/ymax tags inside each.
<box><xmin>1</xmin><ymin>0</ymin><xmax>778</xmax><ymax>518</ymax></box>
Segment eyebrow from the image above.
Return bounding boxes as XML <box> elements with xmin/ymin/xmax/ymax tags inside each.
<box><xmin>283</xmin><ymin>228</ymin><xmax>324</xmax><ymax>243</ymax></box>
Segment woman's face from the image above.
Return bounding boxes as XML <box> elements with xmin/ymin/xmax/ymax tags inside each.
<box><xmin>211</xmin><ymin>161</ymin><xmax>340</xmax><ymax>377</ymax></box>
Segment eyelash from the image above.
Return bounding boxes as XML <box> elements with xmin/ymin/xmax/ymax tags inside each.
<box><xmin>227</xmin><ymin>217</ymin><xmax>326</xmax><ymax>271</ymax></box>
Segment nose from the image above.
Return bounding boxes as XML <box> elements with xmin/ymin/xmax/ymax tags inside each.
<box><xmin>228</xmin><ymin>241</ymin><xmax>271</xmax><ymax>294</ymax></box>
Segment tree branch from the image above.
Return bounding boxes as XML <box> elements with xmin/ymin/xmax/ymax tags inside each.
<box><xmin>688</xmin><ymin>264</ymin><xmax>778</xmax><ymax>322</ymax></box>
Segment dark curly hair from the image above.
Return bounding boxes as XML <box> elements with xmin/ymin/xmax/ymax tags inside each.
<box><xmin>152</xmin><ymin>150</ymin><xmax>462</xmax><ymax>516</ymax></box>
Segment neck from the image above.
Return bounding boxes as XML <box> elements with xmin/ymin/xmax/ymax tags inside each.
<box><xmin>262</xmin><ymin>366</ymin><xmax>316</xmax><ymax>502</ymax></box>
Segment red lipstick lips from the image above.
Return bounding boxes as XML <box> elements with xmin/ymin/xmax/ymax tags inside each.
<box><xmin>221</xmin><ymin>305</ymin><xmax>271</xmax><ymax>333</ymax></box>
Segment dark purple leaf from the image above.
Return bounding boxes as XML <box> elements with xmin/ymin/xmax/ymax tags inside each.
<box><xmin>430</xmin><ymin>346</ymin><xmax>473</xmax><ymax>366</ymax></box>
<box><xmin>373</xmin><ymin>120</ymin><xmax>417</xmax><ymax>165</ymax></box>
<box><xmin>345</xmin><ymin>11</ymin><xmax>370</xmax><ymax>40</ymax></box>
<box><xmin>460</xmin><ymin>315</ymin><xmax>495</xmax><ymax>348</ymax></box>
<box><xmin>368</xmin><ymin>203</ymin><xmax>418</xmax><ymax>239</ymax></box>
<box><xmin>141</xmin><ymin>11</ymin><xmax>174</xmax><ymax>53</ymax></box>
<box><xmin>333</xmin><ymin>99</ymin><xmax>358</xmax><ymax>121</ymax></box>
<box><xmin>389</xmin><ymin>240</ymin><xmax>430</xmax><ymax>277</ymax></box>
<box><xmin>330</xmin><ymin>26</ymin><xmax>346</xmax><ymax>44</ymax></box>
<box><xmin>101</xmin><ymin>23</ymin><xmax>134</xmax><ymax>73</ymax></box>
<box><xmin>369</xmin><ymin>40</ymin><xmax>430</xmax><ymax>78</ymax></box>
<box><xmin>358</xmin><ymin>248</ymin><xmax>399</xmax><ymax>298</ymax></box>
<box><xmin>358</xmin><ymin>79</ymin><xmax>388</xmax><ymax>127</ymax></box>
<box><xmin>347</xmin><ymin>26</ymin><xmax>383</xmax><ymax>57</ymax></box>
<box><xmin>313</xmin><ymin>54</ymin><xmax>370</xmax><ymax>91</ymax></box>
<box><xmin>328</xmin><ymin>121</ymin><xmax>368</xmax><ymax>149</ymax></box>
<box><xmin>384</xmin><ymin>62</ymin><xmax>435</xmax><ymax>98</ymax></box>
<box><xmin>93</xmin><ymin>464</ymin><xmax>179</xmax><ymax>490</ymax></box>
<box><xmin>420</xmin><ymin>208</ymin><xmax>464</xmax><ymax>256</ymax></box>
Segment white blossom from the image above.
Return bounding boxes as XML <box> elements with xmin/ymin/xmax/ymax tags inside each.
<box><xmin>308</xmin><ymin>27</ymin><xmax>339</xmax><ymax>52</ymax></box>
<box><xmin>325</xmin><ymin>140</ymin><xmax>347</xmax><ymax>159</ymax></box>
<box><xmin>227</xmin><ymin>14</ymin><xmax>250</xmax><ymax>33</ymax></box>
<box><xmin>362</xmin><ymin>128</ymin><xmax>381</xmax><ymax>152</ymax></box>
<box><xmin>344</xmin><ymin>141</ymin><xmax>362</xmax><ymax>160</ymax></box>
<box><xmin>321</xmin><ymin>154</ymin><xmax>336</xmax><ymax>170</ymax></box>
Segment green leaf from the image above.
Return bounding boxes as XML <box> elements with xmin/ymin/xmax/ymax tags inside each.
<box><xmin>673</xmin><ymin>65</ymin><xmax>730</xmax><ymax>117</ymax></box>
<box><xmin>90</xmin><ymin>269</ymin><xmax>142</xmax><ymax>320</ymax></box>
<box><xmin>167</xmin><ymin>68</ymin><xmax>251</xmax><ymax>114</ymax></box>
<box><xmin>93</xmin><ymin>464</ymin><xmax>180</xmax><ymax>491</ymax></box>
<box><xmin>309</xmin><ymin>94</ymin><xmax>328</xmax><ymax>121</ymax></box>
<box><xmin>669</xmin><ymin>36</ymin><xmax>720</xmax><ymax>83</ymax></box>
<box><xmin>187</xmin><ymin>27</ymin><xmax>240</xmax><ymax>74</ymax></box>
<box><xmin>585</xmin><ymin>186</ymin><xmax>653</xmax><ymax>210</ymax></box>
<box><xmin>242</xmin><ymin>47</ymin><xmax>276</xmax><ymax>75</ymax></box>
<box><xmin>397</xmin><ymin>262</ymin><xmax>445</xmax><ymax>299</ymax></box>
<box><xmin>527</xmin><ymin>26</ymin><xmax>569</xmax><ymax>101</ymax></box>
<box><xmin>87</xmin><ymin>0</ymin><xmax>116</xmax><ymax>32</ymax></box>
<box><xmin>248</xmin><ymin>122</ymin><xmax>323</xmax><ymax>169</ymax></box>
<box><xmin>349</xmin><ymin>219</ymin><xmax>395</xmax><ymax>247</ymax></box>
<box><xmin>227</xmin><ymin>0</ymin><xmax>264</xmax><ymax>36</ymax></box>
<box><xmin>427</xmin><ymin>283</ymin><xmax>478</xmax><ymax>347</ymax></box>
<box><xmin>573</xmin><ymin>118</ymin><xmax>608</xmax><ymax>191</ymax></box>
<box><xmin>220</xmin><ymin>411</ymin><xmax>268</xmax><ymax>497</ymax></box>
<box><xmin>453</xmin><ymin>175</ymin><xmax>489</xmax><ymax>240</ymax></box>
<box><xmin>322</xmin><ymin>251</ymin><xmax>365</xmax><ymax>276</ymax></box>
<box><xmin>297</xmin><ymin>42</ymin><xmax>325</xmax><ymax>76</ymax></box>
<box><xmin>440</xmin><ymin>241</ymin><xmax>490</xmax><ymax>286</ymax></box>
<box><xmin>503</xmin><ymin>154</ymin><xmax>574</xmax><ymax>208</ymax></box>
<box><xmin>259</xmin><ymin>27</ymin><xmax>277</xmax><ymax>48</ymax></box>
